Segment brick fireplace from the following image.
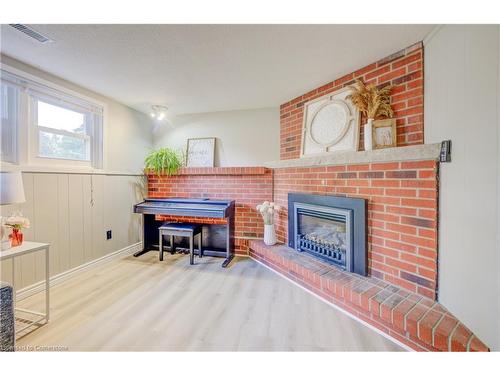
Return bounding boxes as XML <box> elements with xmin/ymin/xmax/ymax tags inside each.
<box><xmin>147</xmin><ymin>42</ymin><xmax>489</xmax><ymax>351</ymax></box>
<box><xmin>272</xmin><ymin>158</ymin><xmax>438</xmax><ymax>299</ymax></box>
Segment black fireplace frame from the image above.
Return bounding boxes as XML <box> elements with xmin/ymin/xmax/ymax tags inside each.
<box><xmin>288</xmin><ymin>193</ymin><xmax>367</xmax><ymax>276</ymax></box>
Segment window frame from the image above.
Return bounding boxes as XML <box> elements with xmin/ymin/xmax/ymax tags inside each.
<box><xmin>30</xmin><ymin>95</ymin><xmax>92</xmax><ymax>163</ymax></box>
<box><xmin>0</xmin><ymin>65</ymin><xmax>107</xmax><ymax>171</ymax></box>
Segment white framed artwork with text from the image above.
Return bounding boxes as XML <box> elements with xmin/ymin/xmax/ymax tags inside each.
<box><xmin>186</xmin><ymin>137</ymin><xmax>216</xmax><ymax>167</ymax></box>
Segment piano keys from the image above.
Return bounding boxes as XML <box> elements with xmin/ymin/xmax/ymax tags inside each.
<box><xmin>133</xmin><ymin>198</ymin><xmax>236</xmax><ymax>267</ymax></box>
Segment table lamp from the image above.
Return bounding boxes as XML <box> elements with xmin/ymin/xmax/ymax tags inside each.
<box><xmin>0</xmin><ymin>172</ymin><xmax>26</xmax><ymax>250</ymax></box>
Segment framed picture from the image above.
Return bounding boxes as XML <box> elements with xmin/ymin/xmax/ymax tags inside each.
<box><xmin>372</xmin><ymin>119</ymin><xmax>397</xmax><ymax>149</ymax></box>
<box><xmin>186</xmin><ymin>137</ymin><xmax>216</xmax><ymax>167</ymax></box>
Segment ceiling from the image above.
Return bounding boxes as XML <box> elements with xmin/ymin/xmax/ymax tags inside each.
<box><xmin>0</xmin><ymin>24</ymin><xmax>435</xmax><ymax>115</ymax></box>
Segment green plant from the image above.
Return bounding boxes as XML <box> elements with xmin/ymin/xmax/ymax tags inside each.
<box><xmin>144</xmin><ymin>148</ymin><xmax>182</xmax><ymax>176</ymax></box>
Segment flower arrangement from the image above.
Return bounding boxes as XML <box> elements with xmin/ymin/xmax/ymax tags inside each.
<box><xmin>347</xmin><ymin>79</ymin><xmax>394</xmax><ymax>119</ymax></box>
<box><xmin>3</xmin><ymin>215</ymin><xmax>30</xmax><ymax>247</ymax></box>
<box><xmin>4</xmin><ymin>215</ymin><xmax>30</xmax><ymax>230</ymax></box>
<box><xmin>256</xmin><ymin>201</ymin><xmax>281</xmax><ymax>225</ymax></box>
<box><xmin>256</xmin><ymin>201</ymin><xmax>281</xmax><ymax>246</ymax></box>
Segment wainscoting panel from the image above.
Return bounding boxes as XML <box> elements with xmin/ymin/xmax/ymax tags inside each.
<box><xmin>19</xmin><ymin>173</ymin><xmax>35</xmax><ymax>287</ymax></box>
<box><xmin>34</xmin><ymin>174</ymin><xmax>60</xmax><ymax>277</ymax></box>
<box><xmin>81</xmin><ymin>174</ymin><xmax>92</xmax><ymax>264</ymax></box>
<box><xmin>103</xmin><ymin>175</ymin><xmax>142</xmax><ymax>255</ymax></box>
<box><xmin>90</xmin><ymin>174</ymin><xmax>105</xmax><ymax>262</ymax></box>
<box><xmin>0</xmin><ymin>172</ymin><xmax>142</xmax><ymax>291</ymax></box>
<box><xmin>68</xmin><ymin>174</ymin><xmax>85</xmax><ymax>269</ymax></box>
<box><xmin>57</xmin><ymin>175</ymin><xmax>70</xmax><ymax>273</ymax></box>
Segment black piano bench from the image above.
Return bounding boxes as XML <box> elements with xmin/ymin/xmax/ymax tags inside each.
<box><xmin>158</xmin><ymin>223</ymin><xmax>202</xmax><ymax>265</ymax></box>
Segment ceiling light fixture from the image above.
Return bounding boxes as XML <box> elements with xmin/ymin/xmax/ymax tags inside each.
<box><xmin>150</xmin><ymin>105</ymin><xmax>168</xmax><ymax>121</ymax></box>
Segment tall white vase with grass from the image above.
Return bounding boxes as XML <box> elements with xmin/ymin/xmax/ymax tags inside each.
<box><xmin>257</xmin><ymin>201</ymin><xmax>281</xmax><ymax>247</ymax></box>
<box><xmin>264</xmin><ymin>224</ymin><xmax>277</xmax><ymax>246</ymax></box>
<box><xmin>364</xmin><ymin>118</ymin><xmax>374</xmax><ymax>151</ymax></box>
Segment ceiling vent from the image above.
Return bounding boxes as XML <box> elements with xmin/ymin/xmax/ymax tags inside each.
<box><xmin>9</xmin><ymin>24</ymin><xmax>53</xmax><ymax>44</ymax></box>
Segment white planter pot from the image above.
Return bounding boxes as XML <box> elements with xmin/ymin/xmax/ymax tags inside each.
<box><xmin>364</xmin><ymin>118</ymin><xmax>374</xmax><ymax>151</ymax></box>
<box><xmin>263</xmin><ymin>224</ymin><xmax>277</xmax><ymax>246</ymax></box>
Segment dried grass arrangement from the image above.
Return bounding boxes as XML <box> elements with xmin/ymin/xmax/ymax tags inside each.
<box><xmin>347</xmin><ymin>79</ymin><xmax>394</xmax><ymax>119</ymax></box>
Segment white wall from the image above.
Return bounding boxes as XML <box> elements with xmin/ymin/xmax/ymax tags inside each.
<box><xmin>425</xmin><ymin>25</ymin><xmax>500</xmax><ymax>350</ymax></box>
<box><xmin>153</xmin><ymin>108</ymin><xmax>280</xmax><ymax>166</ymax></box>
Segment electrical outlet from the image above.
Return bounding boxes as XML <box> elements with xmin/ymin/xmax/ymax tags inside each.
<box><xmin>106</xmin><ymin>230</ymin><xmax>112</xmax><ymax>240</ymax></box>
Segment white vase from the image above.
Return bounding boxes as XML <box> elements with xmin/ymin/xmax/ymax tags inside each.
<box><xmin>364</xmin><ymin>118</ymin><xmax>374</xmax><ymax>151</ymax></box>
<box><xmin>263</xmin><ymin>224</ymin><xmax>277</xmax><ymax>246</ymax></box>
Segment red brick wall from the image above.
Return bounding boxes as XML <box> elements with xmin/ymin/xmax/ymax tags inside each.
<box><xmin>273</xmin><ymin>160</ymin><xmax>438</xmax><ymax>299</ymax></box>
<box><xmin>148</xmin><ymin>167</ymin><xmax>273</xmax><ymax>239</ymax></box>
<box><xmin>280</xmin><ymin>42</ymin><xmax>424</xmax><ymax>160</ymax></box>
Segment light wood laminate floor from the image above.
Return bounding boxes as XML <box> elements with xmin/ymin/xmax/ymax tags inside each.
<box><xmin>16</xmin><ymin>253</ymin><xmax>404</xmax><ymax>351</ymax></box>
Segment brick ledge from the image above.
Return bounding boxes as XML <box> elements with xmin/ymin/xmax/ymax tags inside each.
<box><xmin>176</xmin><ymin>166</ymin><xmax>270</xmax><ymax>176</ymax></box>
<box><xmin>264</xmin><ymin>143</ymin><xmax>440</xmax><ymax>169</ymax></box>
<box><xmin>248</xmin><ymin>240</ymin><xmax>489</xmax><ymax>352</ymax></box>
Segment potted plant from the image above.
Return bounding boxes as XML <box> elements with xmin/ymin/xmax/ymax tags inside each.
<box><xmin>347</xmin><ymin>79</ymin><xmax>394</xmax><ymax>151</ymax></box>
<box><xmin>144</xmin><ymin>147</ymin><xmax>183</xmax><ymax>177</ymax></box>
<box><xmin>256</xmin><ymin>201</ymin><xmax>281</xmax><ymax>246</ymax></box>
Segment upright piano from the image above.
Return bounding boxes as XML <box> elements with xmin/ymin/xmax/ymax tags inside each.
<box><xmin>133</xmin><ymin>198</ymin><xmax>236</xmax><ymax>267</ymax></box>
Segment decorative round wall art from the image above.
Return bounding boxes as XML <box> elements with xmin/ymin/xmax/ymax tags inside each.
<box><xmin>308</xmin><ymin>100</ymin><xmax>352</xmax><ymax>147</ymax></box>
<box><xmin>301</xmin><ymin>87</ymin><xmax>360</xmax><ymax>156</ymax></box>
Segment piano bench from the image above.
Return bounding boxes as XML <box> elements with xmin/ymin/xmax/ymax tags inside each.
<box><xmin>158</xmin><ymin>223</ymin><xmax>203</xmax><ymax>265</ymax></box>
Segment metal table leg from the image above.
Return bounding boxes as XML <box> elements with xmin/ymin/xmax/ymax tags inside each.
<box><xmin>45</xmin><ymin>246</ymin><xmax>50</xmax><ymax>323</ymax></box>
<box><xmin>11</xmin><ymin>259</ymin><xmax>16</xmax><ymax>311</ymax></box>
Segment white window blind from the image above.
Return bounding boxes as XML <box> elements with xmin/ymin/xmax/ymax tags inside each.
<box><xmin>0</xmin><ymin>81</ymin><xmax>19</xmax><ymax>163</ymax></box>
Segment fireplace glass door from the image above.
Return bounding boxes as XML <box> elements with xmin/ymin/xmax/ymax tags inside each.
<box><xmin>294</xmin><ymin>202</ymin><xmax>352</xmax><ymax>270</ymax></box>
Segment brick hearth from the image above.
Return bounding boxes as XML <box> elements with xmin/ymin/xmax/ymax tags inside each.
<box><xmin>249</xmin><ymin>240</ymin><xmax>489</xmax><ymax>352</ymax></box>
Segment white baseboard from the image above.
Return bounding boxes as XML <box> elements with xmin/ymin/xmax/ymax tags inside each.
<box><xmin>16</xmin><ymin>242</ymin><xmax>142</xmax><ymax>301</ymax></box>
<box><xmin>251</xmin><ymin>256</ymin><xmax>414</xmax><ymax>352</ymax></box>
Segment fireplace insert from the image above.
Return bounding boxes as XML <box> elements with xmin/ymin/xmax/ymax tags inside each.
<box><xmin>288</xmin><ymin>193</ymin><xmax>366</xmax><ymax>276</ymax></box>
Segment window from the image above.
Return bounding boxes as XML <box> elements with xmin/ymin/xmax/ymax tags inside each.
<box><xmin>1</xmin><ymin>68</ymin><xmax>104</xmax><ymax>169</ymax></box>
<box><xmin>35</xmin><ymin>99</ymin><xmax>90</xmax><ymax>161</ymax></box>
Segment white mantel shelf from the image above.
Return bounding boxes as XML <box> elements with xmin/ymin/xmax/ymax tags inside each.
<box><xmin>263</xmin><ymin>143</ymin><xmax>441</xmax><ymax>169</ymax></box>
